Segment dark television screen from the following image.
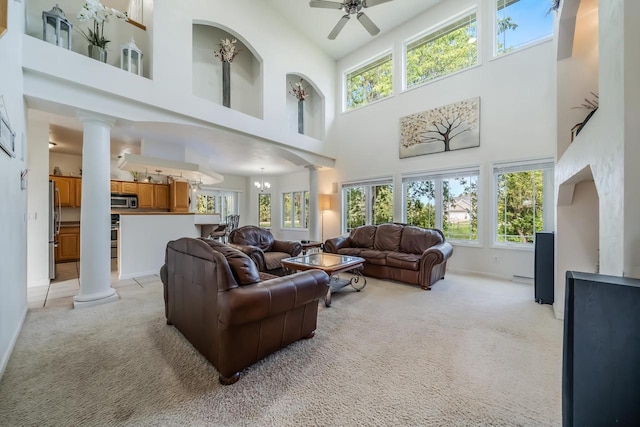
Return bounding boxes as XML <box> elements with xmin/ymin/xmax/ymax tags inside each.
<box><xmin>563</xmin><ymin>271</ymin><xmax>640</xmax><ymax>426</ymax></box>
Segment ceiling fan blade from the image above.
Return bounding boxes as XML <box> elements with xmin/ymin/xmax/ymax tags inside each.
<box><xmin>328</xmin><ymin>15</ymin><xmax>350</xmax><ymax>40</ymax></box>
<box><xmin>309</xmin><ymin>0</ymin><xmax>344</xmax><ymax>10</ymax></box>
<box><xmin>357</xmin><ymin>12</ymin><xmax>380</xmax><ymax>36</ymax></box>
<box><xmin>363</xmin><ymin>0</ymin><xmax>393</xmax><ymax>7</ymax></box>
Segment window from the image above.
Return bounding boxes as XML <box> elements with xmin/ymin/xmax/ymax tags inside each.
<box><xmin>196</xmin><ymin>189</ymin><xmax>239</xmax><ymax>216</ymax></box>
<box><xmin>403</xmin><ymin>169</ymin><xmax>479</xmax><ymax>242</ymax></box>
<box><xmin>405</xmin><ymin>10</ymin><xmax>478</xmax><ymax>88</ymax></box>
<box><xmin>495</xmin><ymin>0</ymin><xmax>553</xmax><ymax>56</ymax></box>
<box><xmin>345</xmin><ymin>52</ymin><xmax>393</xmax><ymax>111</ymax></box>
<box><xmin>282</xmin><ymin>191</ymin><xmax>309</xmax><ymax>229</ymax></box>
<box><xmin>493</xmin><ymin>160</ymin><xmax>554</xmax><ymax>245</ymax></box>
<box><xmin>258</xmin><ymin>193</ymin><xmax>271</xmax><ymax>228</ymax></box>
<box><xmin>342</xmin><ymin>180</ymin><xmax>394</xmax><ymax>233</ymax></box>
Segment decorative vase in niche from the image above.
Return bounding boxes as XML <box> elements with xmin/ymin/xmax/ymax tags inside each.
<box><xmin>88</xmin><ymin>45</ymin><xmax>107</xmax><ymax>63</ymax></box>
<box><xmin>222</xmin><ymin>61</ymin><xmax>230</xmax><ymax>108</ymax></box>
<box><xmin>297</xmin><ymin>100</ymin><xmax>304</xmax><ymax>134</ymax></box>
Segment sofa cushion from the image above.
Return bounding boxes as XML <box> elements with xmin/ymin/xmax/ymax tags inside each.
<box><xmin>200</xmin><ymin>238</ymin><xmax>261</xmax><ymax>286</ymax></box>
<box><xmin>337</xmin><ymin>247</ymin><xmax>363</xmax><ymax>256</ymax></box>
<box><xmin>373</xmin><ymin>223</ymin><xmax>403</xmax><ymax>251</ymax></box>
<box><xmin>264</xmin><ymin>251</ymin><xmax>290</xmax><ymax>271</ymax></box>
<box><xmin>399</xmin><ymin>226</ymin><xmax>444</xmax><ymax>254</ymax></box>
<box><xmin>350</xmin><ymin>225</ymin><xmax>377</xmax><ymax>248</ymax></box>
<box><xmin>360</xmin><ymin>249</ymin><xmax>389</xmax><ymax>266</ymax></box>
<box><xmin>386</xmin><ymin>252</ymin><xmax>421</xmax><ymax>271</ymax></box>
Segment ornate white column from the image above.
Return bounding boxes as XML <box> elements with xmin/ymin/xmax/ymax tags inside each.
<box><xmin>306</xmin><ymin>165</ymin><xmax>320</xmax><ymax>242</ymax></box>
<box><xmin>74</xmin><ymin>111</ymin><xmax>119</xmax><ymax>308</ymax></box>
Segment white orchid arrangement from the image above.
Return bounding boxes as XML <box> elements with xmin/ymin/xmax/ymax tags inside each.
<box><xmin>77</xmin><ymin>0</ymin><xmax>128</xmax><ymax>48</ymax></box>
<box><xmin>289</xmin><ymin>79</ymin><xmax>310</xmax><ymax>101</ymax></box>
<box><xmin>214</xmin><ymin>38</ymin><xmax>240</xmax><ymax>63</ymax></box>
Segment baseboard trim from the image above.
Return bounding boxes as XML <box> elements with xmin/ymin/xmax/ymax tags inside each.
<box><xmin>447</xmin><ymin>268</ymin><xmax>512</xmax><ymax>282</ymax></box>
<box><xmin>27</xmin><ymin>279</ymin><xmax>50</xmax><ymax>288</ymax></box>
<box><xmin>0</xmin><ymin>305</ymin><xmax>27</xmax><ymax>380</ymax></box>
<box><xmin>118</xmin><ymin>270</ymin><xmax>158</xmax><ymax>280</ymax></box>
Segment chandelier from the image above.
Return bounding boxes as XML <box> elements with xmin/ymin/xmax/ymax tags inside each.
<box><xmin>254</xmin><ymin>168</ymin><xmax>271</xmax><ymax>192</ymax></box>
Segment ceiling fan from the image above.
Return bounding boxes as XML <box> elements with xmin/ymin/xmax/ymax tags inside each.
<box><xmin>309</xmin><ymin>0</ymin><xmax>393</xmax><ymax>40</ymax></box>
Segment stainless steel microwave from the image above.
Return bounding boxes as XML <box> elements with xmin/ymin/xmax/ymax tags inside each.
<box><xmin>111</xmin><ymin>194</ymin><xmax>138</xmax><ymax>209</ymax></box>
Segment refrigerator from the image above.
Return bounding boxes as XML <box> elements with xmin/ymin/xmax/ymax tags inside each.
<box><xmin>49</xmin><ymin>180</ymin><xmax>60</xmax><ymax>280</ymax></box>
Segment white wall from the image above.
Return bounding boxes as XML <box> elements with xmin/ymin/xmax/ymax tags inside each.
<box><xmin>324</xmin><ymin>0</ymin><xmax>556</xmax><ymax>279</ymax></box>
<box><xmin>0</xmin><ymin>0</ymin><xmax>28</xmax><ymax>378</ymax></box>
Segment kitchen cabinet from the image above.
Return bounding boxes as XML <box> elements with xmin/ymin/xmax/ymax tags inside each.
<box><xmin>121</xmin><ymin>182</ymin><xmax>137</xmax><ymax>194</ymax></box>
<box><xmin>154</xmin><ymin>184</ymin><xmax>169</xmax><ymax>209</ymax></box>
<box><xmin>137</xmin><ymin>183</ymin><xmax>154</xmax><ymax>209</ymax></box>
<box><xmin>51</xmin><ymin>176</ymin><xmax>74</xmax><ymax>207</ymax></box>
<box><xmin>74</xmin><ymin>179</ymin><xmax>82</xmax><ymax>207</ymax></box>
<box><xmin>56</xmin><ymin>226</ymin><xmax>80</xmax><ymax>262</ymax></box>
<box><xmin>110</xmin><ymin>181</ymin><xmax>120</xmax><ymax>193</ymax></box>
<box><xmin>170</xmin><ymin>181</ymin><xmax>190</xmax><ymax>212</ymax></box>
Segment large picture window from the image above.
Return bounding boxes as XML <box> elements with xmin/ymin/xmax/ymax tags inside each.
<box><xmin>282</xmin><ymin>191</ymin><xmax>309</xmax><ymax>229</ymax></box>
<box><xmin>342</xmin><ymin>180</ymin><xmax>393</xmax><ymax>233</ymax></box>
<box><xmin>495</xmin><ymin>0</ymin><xmax>553</xmax><ymax>56</ymax></box>
<box><xmin>493</xmin><ymin>160</ymin><xmax>554</xmax><ymax>245</ymax></box>
<box><xmin>196</xmin><ymin>189</ymin><xmax>239</xmax><ymax>217</ymax></box>
<box><xmin>403</xmin><ymin>169</ymin><xmax>479</xmax><ymax>242</ymax></box>
<box><xmin>405</xmin><ymin>10</ymin><xmax>478</xmax><ymax>88</ymax></box>
<box><xmin>345</xmin><ymin>52</ymin><xmax>393</xmax><ymax>111</ymax></box>
<box><xmin>258</xmin><ymin>193</ymin><xmax>271</xmax><ymax>228</ymax></box>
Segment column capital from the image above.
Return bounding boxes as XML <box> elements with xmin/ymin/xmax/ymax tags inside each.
<box><xmin>77</xmin><ymin>110</ymin><xmax>117</xmax><ymax>128</ymax></box>
<box><xmin>305</xmin><ymin>164</ymin><xmax>321</xmax><ymax>171</ymax></box>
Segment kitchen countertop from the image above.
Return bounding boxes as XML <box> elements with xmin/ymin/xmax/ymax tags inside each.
<box><xmin>114</xmin><ymin>211</ymin><xmax>195</xmax><ymax>215</ymax></box>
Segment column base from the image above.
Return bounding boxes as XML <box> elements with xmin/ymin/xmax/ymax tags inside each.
<box><xmin>73</xmin><ymin>288</ymin><xmax>119</xmax><ymax>309</ymax></box>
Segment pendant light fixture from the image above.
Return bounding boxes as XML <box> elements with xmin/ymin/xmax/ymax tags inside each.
<box><xmin>254</xmin><ymin>168</ymin><xmax>271</xmax><ymax>192</ymax></box>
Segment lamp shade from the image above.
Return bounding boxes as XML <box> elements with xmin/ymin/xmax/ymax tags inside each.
<box><xmin>319</xmin><ymin>194</ymin><xmax>331</xmax><ymax>211</ymax></box>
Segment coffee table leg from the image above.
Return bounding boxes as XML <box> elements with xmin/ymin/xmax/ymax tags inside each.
<box><xmin>350</xmin><ymin>269</ymin><xmax>367</xmax><ymax>291</ymax></box>
<box><xmin>325</xmin><ymin>288</ymin><xmax>332</xmax><ymax>307</ymax></box>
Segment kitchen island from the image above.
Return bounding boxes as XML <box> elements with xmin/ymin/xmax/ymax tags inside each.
<box><xmin>117</xmin><ymin>212</ymin><xmax>220</xmax><ymax>280</ymax></box>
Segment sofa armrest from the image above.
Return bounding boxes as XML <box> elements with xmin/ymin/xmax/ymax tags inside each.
<box><xmin>228</xmin><ymin>243</ymin><xmax>266</xmax><ymax>271</ymax></box>
<box><xmin>324</xmin><ymin>236</ymin><xmax>350</xmax><ymax>253</ymax></box>
<box><xmin>271</xmin><ymin>240</ymin><xmax>302</xmax><ymax>256</ymax></box>
<box><xmin>218</xmin><ymin>270</ymin><xmax>330</xmax><ymax>326</ymax></box>
<box><xmin>420</xmin><ymin>242</ymin><xmax>453</xmax><ymax>267</ymax></box>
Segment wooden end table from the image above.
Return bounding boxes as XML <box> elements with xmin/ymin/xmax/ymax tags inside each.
<box><xmin>300</xmin><ymin>240</ymin><xmax>323</xmax><ymax>255</ymax></box>
<box><xmin>281</xmin><ymin>253</ymin><xmax>367</xmax><ymax>307</ymax></box>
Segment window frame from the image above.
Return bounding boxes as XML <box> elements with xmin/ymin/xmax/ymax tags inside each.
<box><xmin>343</xmin><ymin>50</ymin><xmax>394</xmax><ymax>113</ymax></box>
<box><xmin>341</xmin><ymin>178</ymin><xmax>394</xmax><ymax>233</ymax></box>
<box><xmin>282</xmin><ymin>190</ymin><xmax>309</xmax><ymax>230</ymax></box>
<box><xmin>491</xmin><ymin>159</ymin><xmax>554</xmax><ymax>248</ymax></box>
<box><xmin>402</xmin><ymin>167</ymin><xmax>480</xmax><ymax>246</ymax></box>
<box><xmin>258</xmin><ymin>193</ymin><xmax>271</xmax><ymax>229</ymax></box>
<box><xmin>195</xmin><ymin>188</ymin><xmax>239</xmax><ymax>216</ymax></box>
<box><xmin>403</xmin><ymin>7</ymin><xmax>479</xmax><ymax>91</ymax></box>
<box><xmin>493</xmin><ymin>0</ymin><xmax>554</xmax><ymax>58</ymax></box>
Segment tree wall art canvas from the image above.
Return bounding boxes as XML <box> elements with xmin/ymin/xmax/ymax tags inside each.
<box><xmin>400</xmin><ymin>97</ymin><xmax>480</xmax><ymax>159</ymax></box>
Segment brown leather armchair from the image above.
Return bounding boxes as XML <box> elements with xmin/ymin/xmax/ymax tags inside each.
<box><xmin>160</xmin><ymin>237</ymin><xmax>329</xmax><ymax>385</ymax></box>
<box><xmin>228</xmin><ymin>225</ymin><xmax>302</xmax><ymax>275</ymax></box>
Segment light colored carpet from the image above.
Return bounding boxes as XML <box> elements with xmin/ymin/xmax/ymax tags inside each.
<box><xmin>0</xmin><ymin>273</ymin><xmax>563</xmax><ymax>426</ymax></box>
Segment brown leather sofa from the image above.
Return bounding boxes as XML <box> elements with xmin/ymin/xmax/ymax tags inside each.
<box><xmin>228</xmin><ymin>225</ymin><xmax>302</xmax><ymax>275</ymax></box>
<box><xmin>324</xmin><ymin>223</ymin><xmax>453</xmax><ymax>290</ymax></box>
<box><xmin>160</xmin><ymin>237</ymin><xmax>329</xmax><ymax>385</ymax></box>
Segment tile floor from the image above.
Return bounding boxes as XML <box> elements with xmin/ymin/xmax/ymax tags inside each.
<box><xmin>27</xmin><ymin>259</ymin><xmax>161</xmax><ymax>309</ymax></box>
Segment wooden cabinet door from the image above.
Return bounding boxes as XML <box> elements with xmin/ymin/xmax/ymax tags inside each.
<box><xmin>137</xmin><ymin>183</ymin><xmax>154</xmax><ymax>208</ymax></box>
<box><xmin>74</xmin><ymin>178</ymin><xmax>82</xmax><ymax>207</ymax></box>
<box><xmin>51</xmin><ymin>176</ymin><xmax>74</xmax><ymax>207</ymax></box>
<box><xmin>110</xmin><ymin>181</ymin><xmax>121</xmax><ymax>193</ymax></box>
<box><xmin>170</xmin><ymin>181</ymin><xmax>190</xmax><ymax>212</ymax></box>
<box><xmin>56</xmin><ymin>227</ymin><xmax>80</xmax><ymax>262</ymax></box>
<box><xmin>154</xmin><ymin>184</ymin><xmax>169</xmax><ymax>209</ymax></box>
<box><xmin>121</xmin><ymin>182</ymin><xmax>138</xmax><ymax>194</ymax></box>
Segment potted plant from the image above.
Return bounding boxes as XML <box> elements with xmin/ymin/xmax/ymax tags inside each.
<box><xmin>77</xmin><ymin>0</ymin><xmax>128</xmax><ymax>62</ymax></box>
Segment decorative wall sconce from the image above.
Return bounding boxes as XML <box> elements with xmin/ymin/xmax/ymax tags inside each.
<box><xmin>121</xmin><ymin>37</ymin><xmax>143</xmax><ymax>76</ymax></box>
<box><xmin>42</xmin><ymin>4</ymin><xmax>72</xmax><ymax>49</ymax></box>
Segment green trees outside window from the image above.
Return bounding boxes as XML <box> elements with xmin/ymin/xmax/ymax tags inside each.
<box><xmin>496</xmin><ymin>170</ymin><xmax>544</xmax><ymax>243</ymax></box>
<box><xmin>258</xmin><ymin>193</ymin><xmax>271</xmax><ymax>228</ymax></box>
<box><xmin>283</xmin><ymin>191</ymin><xmax>309</xmax><ymax>228</ymax></box>
<box><xmin>196</xmin><ymin>191</ymin><xmax>238</xmax><ymax>216</ymax></box>
<box><xmin>343</xmin><ymin>183</ymin><xmax>393</xmax><ymax>233</ymax></box>
<box><xmin>345</xmin><ymin>53</ymin><xmax>393</xmax><ymax>111</ymax></box>
<box><xmin>405</xmin><ymin>12</ymin><xmax>478</xmax><ymax>88</ymax></box>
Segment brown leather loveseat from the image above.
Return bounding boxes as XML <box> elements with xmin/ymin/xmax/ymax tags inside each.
<box><xmin>324</xmin><ymin>223</ymin><xmax>453</xmax><ymax>290</ymax></box>
<box><xmin>160</xmin><ymin>237</ymin><xmax>329</xmax><ymax>384</ymax></box>
<box><xmin>228</xmin><ymin>225</ymin><xmax>302</xmax><ymax>275</ymax></box>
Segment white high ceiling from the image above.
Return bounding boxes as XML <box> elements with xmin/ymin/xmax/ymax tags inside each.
<box><xmin>43</xmin><ymin>0</ymin><xmax>446</xmax><ymax>178</ymax></box>
<box><xmin>266</xmin><ymin>0</ymin><xmax>444</xmax><ymax>59</ymax></box>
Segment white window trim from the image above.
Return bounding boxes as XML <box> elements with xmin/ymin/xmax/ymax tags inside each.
<box><xmin>281</xmin><ymin>190</ymin><xmax>309</xmax><ymax>230</ymax></box>
<box><xmin>492</xmin><ymin>0</ymin><xmax>554</xmax><ymax>59</ymax></box>
<box><xmin>402</xmin><ymin>6</ymin><xmax>479</xmax><ymax>91</ymax></box>
<box><xmin>491</xmin><ymin>158</ymin><xmax>555</xmax><ymax>248</ymax></box>
<box><xmin>401</xmin><ymin>167</ymin><xmax>481</xmax><ymax>244</ymax></box>
<box><xmin>341</xmin><ymin>177</ymin><xmax>394</xmax><ymax>233</ymax></box>
<box><xmin>342</xmin><ymin>49</ymin><xmax>394</xmax><ymax>113</ymax></box>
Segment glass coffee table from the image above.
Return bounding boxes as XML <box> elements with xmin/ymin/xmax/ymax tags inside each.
<box><xmin>281</xmin><ymin>253</ymin><xmax>367</xmax><ymax>307</ymax></box>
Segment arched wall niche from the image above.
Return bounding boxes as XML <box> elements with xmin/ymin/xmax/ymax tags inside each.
<box><xmin>192</xmin><ymin>21</ymin><xmax>264</xmax><ymax>119</ymax></box>
<box><xmin>285</xmin><ymin>73</ymin><xmax>325</xmax><ymax>140</ymax></box>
